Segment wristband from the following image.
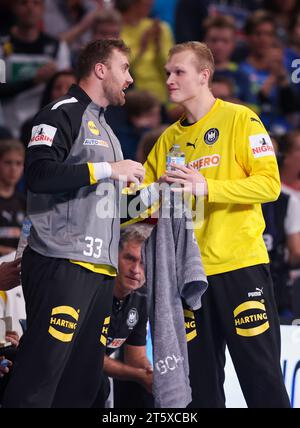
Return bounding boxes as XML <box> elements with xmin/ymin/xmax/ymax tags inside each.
<box><xmin>92</xmin><ymin>162</ymin><xmax>112</xmax><ymax>181</ymax></box>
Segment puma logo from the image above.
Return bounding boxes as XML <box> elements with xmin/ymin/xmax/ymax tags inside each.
<box><xmin>248</xmin><ymin>287</ymin><xmax>263</xmax><ymax>298</ymax></box>
<box><xmin>186</xmin><ymin>142</ymin><xmax>196</xmax><ymax>149</ymax></box>
<box><xmin>250</xmin><ymin>117</ymin><xmax>262</xmax><ymax>126</ymax></box>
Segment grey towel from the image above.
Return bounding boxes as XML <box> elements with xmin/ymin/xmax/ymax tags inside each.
<box><xmin>143</xmin><ymin>198</ymin><xmax>207</xmax><ymax>408</ymax></box>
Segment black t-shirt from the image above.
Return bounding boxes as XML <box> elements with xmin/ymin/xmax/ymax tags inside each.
<box><xmin>262</xmin><ymin>192</ymin><xmax>290</xmax><ymax>311</ymax></box>
<box><xmin>106</xmin><ymin>285</ymin><xmax>148</xmax><ymax>356</ymax></box>
<box><xmin>5</xmin><ymin>32</ymin><xmax>60</xmax><ymax>56</ymax></box>
<box><xmin>0</xmin><ymin>32</ymin><xmax>61</xmax><ymax>100</ymax></box>
<box><xmin>0</xmin><ymin>191</ymin><xmax>26</xmax><ymax>250</ymax></box>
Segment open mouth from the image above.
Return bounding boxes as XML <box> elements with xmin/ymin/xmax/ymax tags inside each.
<box><xmin>122</xmin><ymin>85</ymin><xmax>129</xmax><ymax>94</ymax></box>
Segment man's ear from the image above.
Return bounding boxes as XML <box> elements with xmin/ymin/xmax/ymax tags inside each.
<box><xmin>200</xmin><ymin>68</ymin><xmax>210</xmax><ymax>85</ymax></box>
<box><xmin>94</xmin><ymin>63</ymin><xmax>106</xmax><ymax>80</ymax></box>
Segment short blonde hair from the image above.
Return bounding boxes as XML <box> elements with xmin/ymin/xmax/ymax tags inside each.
<box><xmin>169</xmin><ymin>42</ymin><xmax>215</xmax><ymax>83</ymax></box>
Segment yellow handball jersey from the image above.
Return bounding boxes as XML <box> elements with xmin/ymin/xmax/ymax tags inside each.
<box><xmin>143</xmin><ymin>99</ymin><xmax>280</xmax><ymax>276</ymax></box>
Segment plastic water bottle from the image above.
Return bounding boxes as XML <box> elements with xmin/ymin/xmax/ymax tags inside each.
<box><xmin>166</xmin><ymin>144</ymin><xmax>185</xmax><ymax>171</ymax></box>
<box><xmin>15</xmin><ymin>217</ymin><xmax>32</xmax><ymax>260</ymax></box>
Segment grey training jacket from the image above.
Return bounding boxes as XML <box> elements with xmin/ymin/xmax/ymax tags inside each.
<box><xmin>26</xmin><ymin>84</ymin><xmax>123</xmax><ymax>270</ymax></box>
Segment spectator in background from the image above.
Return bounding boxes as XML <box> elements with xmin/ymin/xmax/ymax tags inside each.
<box><xmin>288</xmin><ymin>13</ymin><xmax>300</xmax><ymax>59</ymax></box>
<box><xmin>263</xmin><ymin>0</ymin><xmax>300</xmax><ymax>42</ymax></box>
<box><xmin>175</xmin><ymin>0</ymin><xmax>209</xmax><ymax>43</ymax></box>
<box><xmin>0</xmin><ymin>254</ymin><xmax>26</xmax><ymax>340</ymax></box>
<box><xmin>39</xmin><ymin>70</ymin><xmax>77</xmax><ymax>109</ymax></box>
<box><xmin>43</xmin><ymin>0</ymin><xmax>98</xmax><ymax>50</ymax></box>
<box><xmin>280</xmin><ymin>130</ymin><xmax>300</xmax><ymax>200</ymax></box>
<box><xmin>286</xmin><ymin>12</ymin><xmax>300</xmax><ymax>102</ymax></box>
<box><xmin>208</xmin><ymin>0</ymin><xmax>264</xmax><ymax>35</ymax></box>
<box><xmin>136</xmin><ymin>125</ymin><xmax>167</xmax><ymax>164</ymax></box>
<box><xmin>62</xmin><ymin>8</ymin><xmax>123</xmax><ymax>83</ymax></box>
<box><xmin>0</xmin><ymin>330</ymin><xmax>20</xmax><ymax>405</ymax></box>
<box><xmin>106</xmin><ymin>89</ymin><xmax>162</xmax><ymax>160</ymax></box>
<box><xmin>0</xmin><ymin>0</ymin><xmax>71</xmax><ymax>138</ymax></box>
<box><xmin>0</xmin><ymin>127</ymin><xmax>13</xmax><ymax>141</ymax></box>
<box><xmin>262</xmin><ymin>137</ymin><xmax>300</xmax><ymax>320</ymax></box>
<box><xmin>115</xmin><ymin>0</ymin><xmax>174</xmax><ymax>106</ymax></box>
<box><xmin>0</xmin><ymin>140</ymin><xmax>25</xmax><ymax>257</ymax></box>
<box><xmin>203</xmin><ymin>15</ymin><xmax>254</xmax><ymax>104</ymax></box>
<box><xmin>0</xmin><ymin>0</ymin><xmax>70</xmax><ymax>137</ymax></box>
<box><xmin>0</xmin><ymin>0</ymin><xmax>15</xmax><ymax>36</ymax></box>
<box><xmin>211</xmin><ymin>75</ymin><xmax>241</xmax><ymax>104</ymax></box>
<box><xmin>20</xmin><ymin>70</ymin><xmax>77</xmax><ymax>147</ymax></box>
<box><xmin>92</xmin><ymin>8</ymin><xmax>122</xmax><ymax>41</ymax></box>
<box><xmin>47</xmin><ymin>1</ymin><xmax>122</xmax><ymax>67</ymax></box>
<box><xmin>0</xmin><ymin>259</ymin><xmax>21</xmax><ymax>291</ymax></box>
<box><xmin>240</xmin><ymin>10</ymin><xmax>300</xmax><ymax>133</ymax></box>
<box><xmin>150</xmin><ymin>0</ymin><xmax>178</xmax><ymax>34</ymax></box>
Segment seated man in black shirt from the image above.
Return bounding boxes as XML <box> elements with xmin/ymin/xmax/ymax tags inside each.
<box><xmin>1</xmin><ymin>224</ymin><xmax>154</xmax><ymax>407</ymax></box>
<box><xmin>100</xmin><ymin>224</ymin><xmax>154</xmax><ymax>408</ymax></box>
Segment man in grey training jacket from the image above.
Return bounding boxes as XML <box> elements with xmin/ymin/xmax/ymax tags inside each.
<box><xmin>3</xmin><ymin>39</ymin><xmax>145</xmax><ymax>408</ymax></box>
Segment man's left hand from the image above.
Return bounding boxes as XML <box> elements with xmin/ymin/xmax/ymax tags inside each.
<box><xmin>164</xmin><ymin>163</ymin><xmax>208</xmax><ymax>196</ymax></box>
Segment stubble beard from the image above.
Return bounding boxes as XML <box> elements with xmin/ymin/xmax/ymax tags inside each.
<box><xmin>103</xmin><ymin>79</ymin><xmax>124</xmax><ymax>106</ymax></box>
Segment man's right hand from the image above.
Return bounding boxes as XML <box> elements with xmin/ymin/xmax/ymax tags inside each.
<box><xmin>5</xmin><ymin>331</ymin><xmax>20</xmax><ymax>348</ymax></box>
<box><xmin>137</xmin><ymin>367</ymin><xmax>153</xmax><ymax>394</ymax></box>
<box><xmin>0</xmin><ymin>258</ymin><xmax>21</xmax><ymax>291</ymax></box>
<box><xmin>110</xmin><ymin>160</ymin><xmax>145</xmax><ymax>185</ymax></box>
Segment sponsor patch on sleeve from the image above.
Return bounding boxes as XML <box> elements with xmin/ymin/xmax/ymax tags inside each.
<box><xmin>106</xmin><ymin>338</ymin><xmax>126</xmax><ymax>349</ymax></box>
<box><xmin>28</xmin><ymin>124</ymin><xmax>57</xmax><ymax>147</ymax></box>
<box><xmin>249</xmin><ymin>134</ymin><xmax>275</xmax><ymax>158</ymax></box>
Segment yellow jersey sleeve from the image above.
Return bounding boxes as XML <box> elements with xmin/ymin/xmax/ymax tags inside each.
<box><xmin>207</xmin><ymin>109</ymin><xmax>280</xmax><ymax>204</ymax></box>
<box><xmin>87</xmin><ymin>162</ymin><xmax>97</xmax><ymax>185</ymax></box>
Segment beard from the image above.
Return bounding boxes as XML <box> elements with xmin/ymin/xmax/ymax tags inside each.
<box><xmin>103</xmin><ymin>76</ymin><xmax>125</xmax><ymax>106</ymax></box>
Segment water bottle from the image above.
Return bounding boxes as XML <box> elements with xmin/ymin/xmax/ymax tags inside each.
<box><xmin>15</xmin><ymin>217</ymin><xmax>32</xmax><ymax>260</ymax></box>
<box><xmin>164</xmin><ymin>145</ymin><xmax>186</xmax><ymax>212</ymax></box>
<box><xmin>166</xmin><ymin>144</ymin><xmax>185</xmax><ymax>171</ymax></box>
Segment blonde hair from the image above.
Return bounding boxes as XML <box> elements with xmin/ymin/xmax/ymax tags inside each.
<box><xmin>169</xmin><ymin>42</ymin><xmax>215</xmax><ymax>83</ymax></box>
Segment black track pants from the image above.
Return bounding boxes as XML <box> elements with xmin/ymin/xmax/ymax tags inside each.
<box><xmin>186</xmin><ymin>264</ymin><xmax>291</xmax><ymax>408</ymax></box>
<box><xmin>3</xmin><ymin>247</ymin><xmax>114</xmax><ymax>408</ymax></box>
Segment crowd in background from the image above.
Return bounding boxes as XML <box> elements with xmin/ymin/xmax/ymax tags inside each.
<box><xmin>1</xmin><ymin>0</ymin><xmax>300</xmax><ymax>323</ymax></box>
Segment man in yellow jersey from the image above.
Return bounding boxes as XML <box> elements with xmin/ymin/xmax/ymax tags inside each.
<box><xmin>143</xmin><ymin>42</ymin><xmax>290</xmax><ymax>408</ymax></box>
<box><xmin>2</xmin><ymin>40</ymin><xmax>145</xmax><ymax>408</ymax></box>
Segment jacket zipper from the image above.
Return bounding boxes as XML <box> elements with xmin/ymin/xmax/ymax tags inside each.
<box><xmin>99</xmin><ymin>109</ymin><xmax>117</xmax><ymax>266</ymax></box>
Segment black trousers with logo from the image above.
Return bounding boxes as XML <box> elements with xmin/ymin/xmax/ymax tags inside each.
<box><xmin>3</xmin><ymin>246</ymin><xmax>114</xmax><ymax>408</ymax></box>
<box><xmin>186</xmin><ymin>264</ymin><xmax>291</xmax><ymax>408</ymax></box>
